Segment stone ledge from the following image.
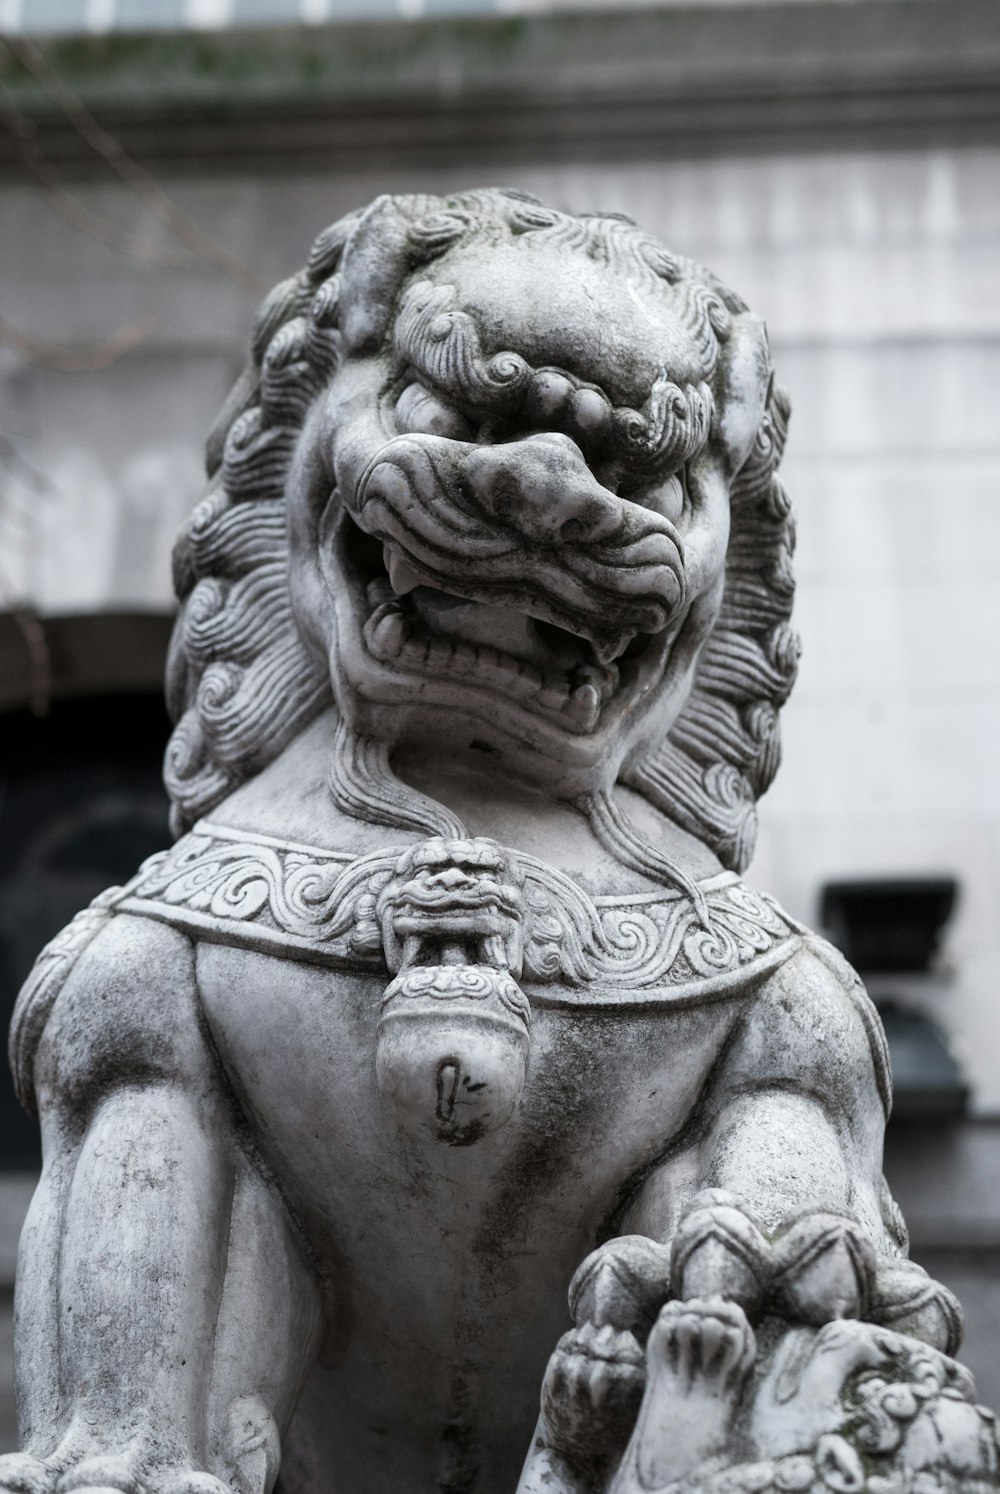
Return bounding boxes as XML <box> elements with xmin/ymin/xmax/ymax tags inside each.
<box><xmin>1</xmin><ymin>0</ymin><xmax>998</xmax><ymax>175</ymax></box>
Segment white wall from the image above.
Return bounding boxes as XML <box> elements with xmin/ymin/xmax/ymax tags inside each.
<box><xmin>3</xmin><ymin>144</ymin><xmax>999</xmax><ymax>1102</ymax></box>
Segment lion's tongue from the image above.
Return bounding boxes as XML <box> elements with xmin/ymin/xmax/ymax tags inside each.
<box><xmin>408</xmin><ymin>587</ymin><xmax>592</xmax><ymax>673</ymax></box>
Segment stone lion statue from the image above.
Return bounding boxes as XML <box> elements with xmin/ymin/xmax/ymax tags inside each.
<box><xmin>6</xmin><ymin>190</ymin><xmax>991</xmax><ymax>1494</ymax></box>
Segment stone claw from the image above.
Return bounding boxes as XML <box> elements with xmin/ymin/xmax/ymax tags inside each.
<box><xmin>770</xmin><ymin>1210</ymin><xmax>876</xmax><ymax>1325</ymax></box>
<box><xmin>610</xmin><ymin>1297</ymin><xmax>757</xmax><ymax>1493</ymax></box>
<box><xmin>568</xmin><ymin>1234</ymin><xmax>673</xmax><ymax>1337</ymax></box>
<box><xmin>670</xmin><ymin>1191</ymin><xmax>770</xmax><ymax>1319</ymax></box>
<box><xmin>870</xmin><ymin>1257</ymin><xmax>964</xmax><ymax>1358</ymax></box>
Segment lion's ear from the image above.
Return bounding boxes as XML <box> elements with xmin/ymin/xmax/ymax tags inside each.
<box><xmin>338</xmin><ymin>194</ymin><xmax>418</xmax><ymax>354</ymax></box>
<box><xmin>714</xmin><ymin>314</ymin><xmax>773</xmax><ymax>480</ymax></box>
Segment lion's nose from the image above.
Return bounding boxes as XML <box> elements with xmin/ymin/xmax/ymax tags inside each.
<box><xmin>428</xmin><ymin>867</ymin><xmax>472</xmax><ymax>890</ymax></box>
<box><xmin>462</xmin><ymin>433</ymin><xmax>622</xmax><ymax>545</ymax></box>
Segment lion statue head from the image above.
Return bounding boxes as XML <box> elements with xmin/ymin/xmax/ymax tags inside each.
<box><xmin>165</xmin><ymin>190</ymin><xmax>796</xmax><ymax>874</ymax></box>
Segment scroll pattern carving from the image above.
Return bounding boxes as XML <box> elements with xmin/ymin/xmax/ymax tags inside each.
<box><xmin>117</xmin><ymin>823</ymin><xmax>798</xmax><ymax>1001</ymax></box>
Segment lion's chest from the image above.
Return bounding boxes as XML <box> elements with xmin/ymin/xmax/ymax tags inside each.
<box><xmin>115</xmin><ymin>818</ymin><xmax>799</xmax><ymax>1468</ymax></box>
<box><xmin>196</xmin><ymin>937</ymin><xmax>746</xmax><ymax>1485</ymax></box>
<box><xmin>196</xmin><ymin>940</ymin><xmax>735</xmax><ymax>1270</ymax></box>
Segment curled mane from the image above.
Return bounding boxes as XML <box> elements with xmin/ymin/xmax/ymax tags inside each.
<box><xmin>165</xmin><ymin>190</ymin><xmax>796</xmax><ymax>873</ymax></box>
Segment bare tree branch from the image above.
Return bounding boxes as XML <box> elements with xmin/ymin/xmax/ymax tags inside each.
<box><xmin>0</xmin><ymin>311</ymin><xmax>159</xmax><ymax>371</ymax></box>
<box><xmin>3</xmin><ymin>35</ymin><xmax>267</xmax><ymax>294</ymax></box>
<box><xmin>0</xmin><ymin>83</ymin><xmax>197</xmax><ymax>270</ymax></box>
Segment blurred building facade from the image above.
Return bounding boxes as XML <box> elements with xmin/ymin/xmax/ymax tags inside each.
<box><xmin>1</xmin><ymin>0</ymin><xmax>999</xmax><ymax>1430</ymax></box>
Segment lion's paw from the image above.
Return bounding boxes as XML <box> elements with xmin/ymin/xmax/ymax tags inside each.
<box><xmin>671</xmin><ymin>1194</ymin><xmax>882</xmax><ymax>1331</ymax></box>
<box><xmin>0</xmin><ymin>1454</ymin><xmax>238</xmax><ymax>1494</ymax></box>
<box><xmin>541</xmin><ymin>1322</ymin><xmax>646</xmax><ymax>1469</ymax></box>
<box><xmin>0</xmin><ymin>1453</ymin><xmax>142</xmax><ymax>1494</ymax></box>
<box><xmin>648</xmin><ymin>1295</ymin><xmax>756</xmax><ymax>1399</ymax></box>
<box><xmin>619</xmin><ymin>1298</ymin><xmax>756</xmax><ymax>1491</ymax></box>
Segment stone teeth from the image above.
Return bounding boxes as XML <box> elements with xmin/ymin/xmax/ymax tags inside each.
<box><xmin>384</xmin><ymin>547</ymin><xmax>423</xmax><ymax>597</ymax></box>
<box><xmin>366</xmin><ymin>577</ymin><xmax>394</xmax><ymax>609</ymax></box>
<box><xmin>450</xmin><ymin>644</ymin><xmax>479</xmax><ymax>674</ymax></box>
<box><xmin>362</xmin><ymin>603</ymin><xmax>610</xmax><ymax>721</ymax></box>
<box><xmin>496</xmin><ymin>655</ymin><xmax>538</xmax><ymax>688</ymax></box>
<box><xmin>538</xmin><ymin>677</ymin><xmax>571</xmax><ymax>711</ymax></box>
<box><xmin>565</xmin><ymin>681</ymin><xmax>601</xmax><ymax>730</ymax></box>
<box><xmin>424</xmin><ymin>636</ymin><xmax>455</xmax><ymax>668</ymax></box>
<box><xmin>575</xmin><ymin>661</ymin><xmax>619</xmax><ymax>705</ymax></box>
<box><xmin>368</xmin><ymin>605</ymin><xmax>410</xmax><ymax>660</ymax></box>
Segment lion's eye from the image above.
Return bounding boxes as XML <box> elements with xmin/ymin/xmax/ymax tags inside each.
<box><xmin>395</xmin><ymin>382</ymin><xmax>474</xmax><ymax>441</ymax></box>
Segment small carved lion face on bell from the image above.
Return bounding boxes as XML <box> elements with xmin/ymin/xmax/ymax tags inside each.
<box><xmin>373</xmin><ymin>838</ymin><xmax>532</xmax><ymax>1146</ymax></box>
<box><xmin>375</xmin><ymin>837</ymin><xmax>527</xmax><ymax>976</ymax></box>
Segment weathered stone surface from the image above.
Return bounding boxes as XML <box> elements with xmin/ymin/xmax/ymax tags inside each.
<box><xmin>6</xmin><ymin>190</ymin><xmax>996</xmax><ymax>1494</ymax></box>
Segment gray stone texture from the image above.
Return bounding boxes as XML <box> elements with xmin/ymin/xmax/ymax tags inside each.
<box><xmin>2</xmin><ymin>184</ymin><xmax>997</xmax><ymax>1494</ymax></box>
<box><xmin>2</xmin><ymin>4</ymin><xmax>1000</xmax><ymax>1486</ymax></box>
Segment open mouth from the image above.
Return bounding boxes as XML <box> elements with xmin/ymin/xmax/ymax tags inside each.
<box><xmin>336</xmin><ymin>511</ymin><xmax>663</xmax><ymax>735</ymax></box>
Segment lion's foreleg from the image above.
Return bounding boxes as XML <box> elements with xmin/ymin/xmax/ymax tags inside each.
<box><xmin>204</xmin><ymin>1159</ymin><xmax>325</xmax><ymax>1494</ymax></box>
<box><xmin>14</xmin><ymin>1142</ymin><xmax>71</xmax><ymax>1458</ymax></box>
<box><xmin>43</xmin><ymin>1083</ymin><xmax>236</xmax><ymax>1472</ymax></box>
<box><xmin>14</xmin><ymin>1080</ymin><xmax>321</xmax><ymax>1494</ymax></box>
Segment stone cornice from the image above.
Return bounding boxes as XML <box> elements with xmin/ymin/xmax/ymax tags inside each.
<box><xmin>1</xmin><ymin>1</ymin><xmax>998</xmax><ymax>176</ymax></box>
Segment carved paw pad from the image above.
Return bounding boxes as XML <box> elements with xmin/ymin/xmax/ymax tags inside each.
<box><xmin>648</xmin><ymin>1295</ymin><xmax>756</xmax><ymax>1398</ymax></box>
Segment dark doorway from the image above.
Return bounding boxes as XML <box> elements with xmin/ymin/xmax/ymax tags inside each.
<box><xmin>0</xmin><ymin>692</ymin><xmax>173</xmax><ymax>1168</ymax></box>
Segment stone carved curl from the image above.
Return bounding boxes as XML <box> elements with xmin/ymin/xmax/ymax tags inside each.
<box><xmin>102</xmin><ymin>823</ymin><xmax>801</xmax><ymax>1007</ymax></box>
